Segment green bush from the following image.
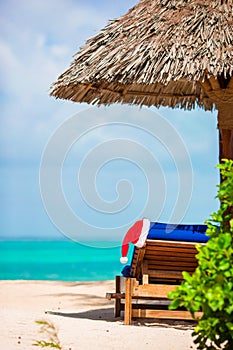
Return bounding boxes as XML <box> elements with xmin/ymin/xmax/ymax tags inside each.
<box><xmin>169</xmin><ymin>159</ymin><xmax>233</xmax><ymax>350</ymax></box>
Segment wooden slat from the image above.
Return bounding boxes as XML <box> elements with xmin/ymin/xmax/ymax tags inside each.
<box><xmin>132</xmin><ymin>283</ymin><xmax>177</xmax><ymax>298</ymax></box>
<box><xmin>149</xmin><ymin>265</ymin><xmax>195</xmax><ymax>272</ymax></box>
<box><xmin>146</xmin><ymin>239</ymin><xmax>202</xmax><ymax>247</ymax></box>
<box><xmin>146</xmin><ymin>246</ymin><xmax>198</xmax><ymax>253</ymax></box>
<box><xmin>125</xmin><ymin>278</ymin><xmax>133</xmax><ymax>325</ymax></box>
<box><xmin>116</xmin><ymin>276</ymin><xmax>123</xmax><ymax>317</ymax></box>
<box><xmin>146</xmin><ymin>251</ymin><xmax>196</xmax><ymax>257</ymax></box>
<box><xmin>147</xmin><ymin>255</ymin><xmax>197</xmax><ymax>261</ymax></box>
<box><xmin>147</xmin><ymin>254</ymin><xmax>197</xmax><ymax>260</ymax></box>
<box><xmin>132</xmin><ymin>309</ymin><xmax>202</xmax><ymax>320</ymax></box>
<box><xmin>148</xmin><ymin>260</ymin><xmax>197</xmax><ymax>267</ymax></box>
<box><xmin>146</xmin><ymin>243</ymin><xmax>197</xmax><ymax>248</ymax></box>
<box><xmin>130</xmin><ymin>246</ymin><xmax>146</xmax><ymax>278</ymax></box>
<box><xmin>148</xmin><ymin>268</ymin><xmax>195</xmax><ymax>273</ymax></box>
<box><xmin>148</xmin><ymin>270</ymin><xmax>183</xmax><ymax>280</ymax></box>
<box><xmin>148</xmin><ymin>265</ymin><xmax>197</xmax><ymax>271</ymax></box>
<box><xmin>106</xmin><ymin>292</ymin><xmax>125</xmax><ymax>300</ymax></box>
<box><xmin>146</xmin><ymin>255</ymin><xmax>197</xmax><ymax>262</ymax></box>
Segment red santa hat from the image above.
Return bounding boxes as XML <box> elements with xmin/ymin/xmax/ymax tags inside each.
<box><xmin>120</xmin><ymin>218</ymin><xmax>150</xmax><ymax>264</ymax></box>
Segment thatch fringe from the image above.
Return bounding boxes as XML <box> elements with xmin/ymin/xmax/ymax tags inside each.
<box><xmin>50</xmin><ymin>0</ymin><xmax>233</xmax><ymax>110</ymax></box>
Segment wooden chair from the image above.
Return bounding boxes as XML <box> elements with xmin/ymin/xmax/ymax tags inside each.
<box><xmin>106</xmin><ymin>222</ymin><xmax>208</xmax><ymax>325</ymax></box>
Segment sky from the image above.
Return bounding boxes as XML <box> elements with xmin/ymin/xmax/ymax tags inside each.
<box><xmin>0</xmin><ymin>0</ymin><xmax>220</xmax><ymax>243</ymax></box>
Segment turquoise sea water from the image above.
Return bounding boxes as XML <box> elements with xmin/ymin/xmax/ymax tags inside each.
<box><xmin>0</xmin><ymin>241</ymin><xmax>126</xmax><ymax>281</ymax></box>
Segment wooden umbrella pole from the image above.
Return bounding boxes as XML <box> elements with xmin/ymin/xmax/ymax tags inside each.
<box><xmin>219</xmin><ymin>126</ymin><xmax>233</xmax><ymax>231</ymax></box>
<box><xmin>219</xmin><ymin>128</ymin><xmax>233</xmax><ymax>161</ymax></box>
<box><xmin>200</xmin><ymin>76</ymin><xmax>233</xmax><ymax>230</ymax></box>
<box><xmin>218</xmin><ymin>127</ymin><xmax>233</xmax><ymax>232</ymax></box>
<box><xmin>199</xmin><ymin>76</ymin><xmax>233</xmax><ymax>161</ymax></box>
<box><xmin>217</xmin><ymin>98</ymin><xmax>233</xmax><ymax>162</ymax></box>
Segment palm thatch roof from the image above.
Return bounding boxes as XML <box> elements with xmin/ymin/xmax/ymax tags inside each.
<box><xmin>50</xmin><ymin>0</ymin><xmax>233</xmax><ymax>117</ymax></box>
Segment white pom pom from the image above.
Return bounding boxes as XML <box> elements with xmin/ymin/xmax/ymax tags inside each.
<box><xmin>120</xmin><ymin>256</ymin><xmax>128</xmax><ymax>264</ymax></box>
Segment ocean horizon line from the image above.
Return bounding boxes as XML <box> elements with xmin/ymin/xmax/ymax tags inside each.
<box><xmin>0</xmin><ymin>237</ymin><xmax>122</xmax><ymax>244</ymax></box>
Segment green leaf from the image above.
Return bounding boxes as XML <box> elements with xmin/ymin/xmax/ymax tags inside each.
<box><xmin>226</xmin><ymin>323</ymin><xmax>233</xmax><ymax>331</ymax></box>
<box><xmin>182</xmin><ymin>271</ymin><xmax>192</xmax><ymax>282</ymax></box>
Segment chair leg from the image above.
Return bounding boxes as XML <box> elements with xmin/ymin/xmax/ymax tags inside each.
<box><xmin>124</xmin><ymin>278</ymin><xmax>132</xmax><ymax>325</ymax></box>
<box><xmin>115</xmin><ymin>276</ymin><xmax>121</xmax><ymax>317</ymax></box>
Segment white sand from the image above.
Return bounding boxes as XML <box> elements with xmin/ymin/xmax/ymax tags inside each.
<box><xmin>0</xmin><ymin>280</ymin><xmax>197</xmax><ymax>350</ymax></box>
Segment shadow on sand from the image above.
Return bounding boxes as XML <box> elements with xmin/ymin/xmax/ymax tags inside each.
<box><xmin>45</xmin><ymin>307</ymin><xmax>117</xmax><ymax>322</ymax></box>
<box><xmin>45</xmin><ymin>308</ymin><xmax>196</xmax><ymax>330</ymax></box>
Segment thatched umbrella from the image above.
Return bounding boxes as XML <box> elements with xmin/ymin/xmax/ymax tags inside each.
<box><xmin>50</xmin><ymin>0</ymin><xmax>233</xmax><ymax>160</ymax></box>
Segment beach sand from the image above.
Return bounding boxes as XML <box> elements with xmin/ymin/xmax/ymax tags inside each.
<box><xmin>0</xmin><ymin>280</ymin><xmax>198</xmax><ymax>350</ymax></box>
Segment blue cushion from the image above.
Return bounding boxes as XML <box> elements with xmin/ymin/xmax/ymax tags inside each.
<box><xmin>148</xmin><ymin>222</ymin><xmax>209</xmax><ymax>243</ymax></box>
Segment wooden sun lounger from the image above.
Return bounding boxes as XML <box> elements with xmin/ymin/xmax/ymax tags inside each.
<box><xmin>106</xmin><ymin>239</ymin><xmax>204</xmax><ymax>325</ymax></box>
